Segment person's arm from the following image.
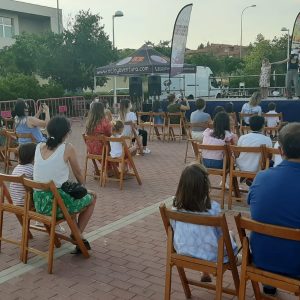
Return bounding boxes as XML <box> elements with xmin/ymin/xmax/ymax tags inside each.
<box><xmin>35</xmin><ymin>105</ymin><xmax>43</xmax><ymax>118</ymax></box>
<box><xmin>65</xmin><ymin>143</ymin><xmax>85</xmax><ymax>184</ymax></box>
<box><xmin>179</xmin><ymin>99</ymin><xmax>190</xmax><ymax>111</ymax></box>
<box><xmin>271</xmin><ymin>57</ymin><xmax>289</xmax><ymax>65</ymax></box>
<box><xmin>28</xmin><ymin>104</ymin><xmax>50</xmax><ymax>128</ymax></box>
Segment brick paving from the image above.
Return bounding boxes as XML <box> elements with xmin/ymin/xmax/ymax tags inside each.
<box><xmin>0</xmin><ymin>124</ymin><xmax>296</xmax><ymax>299</ymax></box>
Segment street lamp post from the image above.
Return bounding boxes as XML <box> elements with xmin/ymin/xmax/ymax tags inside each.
<box><xmin>112</xmin><ymin>10</ymin><xmax>124</xmax><ymax>106</ymax></box>
<box><xmin>281</xmin><ymin>27</ymin><xmax>290</xmax><ymax>72</ymax></box>
<box><xmin>56</xmin><ymin>0</ymin><xmax>60</xmax><ymax>34</ymax></box>
<box><xmin>240</xmin><ymin>4</ymin><xmax>256</xmax><ymax>59</ymax></box>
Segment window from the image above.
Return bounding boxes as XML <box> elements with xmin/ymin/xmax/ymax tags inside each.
<box><xmin>0</xmin><ymin>17</ymin><xmax>13</xmax><ymax>38</ymax></box>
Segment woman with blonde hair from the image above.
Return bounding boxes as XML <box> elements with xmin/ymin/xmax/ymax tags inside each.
<box><xmin>240</xmin><ymin>91</ymin><xmax>262</xmax><ymax>125</ymax></box>
<box><xmin>86</xmin><ymin>102</ymin><xmax>112</xmax><ymax>176</ymax></box>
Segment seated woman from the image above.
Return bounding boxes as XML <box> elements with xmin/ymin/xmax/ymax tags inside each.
<box><xmin>86</xmin><ymin>102</ymin><xmax>112</xmax><ymax>177</ymax></box>
<box><xmin>14</xmin><ymin>99</ymin><xmax>50</xmax><ymax>144</ymax></box>
<box><xmin>202</xmin><ymin>111</ymin><xmax>237</xmax><ymax>169</ymax></box>
<box><xmin>33</xmin><ymin>116</ymin><xmax>96</xmax><ymax>254</ymax></box>
<box><xmin>240</xmin><ymin>92</ymin><xmax>262</xmax><ymax>125</ymax></box>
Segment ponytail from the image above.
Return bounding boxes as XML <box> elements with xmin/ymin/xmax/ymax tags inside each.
<box><xmin>46</xmin><ymin>116</ymin><xmax>71</xmax><ymax>150</ymax></box>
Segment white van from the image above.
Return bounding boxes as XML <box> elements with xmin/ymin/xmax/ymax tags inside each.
<box><xmin>161</xmin><ymin>66</ymin><xmax>222</xmax><ymax>98</ymax></box>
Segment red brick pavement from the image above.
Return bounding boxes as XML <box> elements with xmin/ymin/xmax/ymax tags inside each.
<box><xmin>0</xmin><ymin>125</ymin><xmax>295</xmax><ymax>299</ymax></box>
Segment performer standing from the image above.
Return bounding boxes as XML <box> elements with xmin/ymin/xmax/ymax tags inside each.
<box><xmin>274</xmin><ymin>49</ymin><xmax>300</xmax><ymax>99</ymax></box>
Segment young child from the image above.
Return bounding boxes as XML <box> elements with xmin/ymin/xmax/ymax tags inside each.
<box><xmin>172</xmin><ymin>163</ymin><xmax>239</xmax><ymax>282</ymax></box>
<box><xmin>202</xmin><ymin>111</ymin><xmax>237</xmax><ymax>169</ymax></box>
<box><xmin>265</xmin><ymin>102</ymin><xmax>280</xmax><ymax>128</ymax></box>
<box><xmin>110</xmin><ymin>120</ymin><xmax>137</xmax><ymax>170</ymax></box>
<box><xmin>10</xmin><ymin>143</ymin><xmax>36</xmax><ymax>206</ymax></box>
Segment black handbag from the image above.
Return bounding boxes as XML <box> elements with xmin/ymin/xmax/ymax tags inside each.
<box><xmin>61</xmin><ymin>181</ymin><xmax>87</xmax><ymax>199</ymax></box>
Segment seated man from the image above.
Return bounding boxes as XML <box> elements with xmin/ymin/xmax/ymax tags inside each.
<box><xmin>167</xmin><ymin>93</ymin><xmax>190</xmax><ymax>124</ymax></box>
<box><xmin>236</xmin><ymin>115</ymin><xmax>272</xmax><ymax>172</ymax></box>
<box><xmin>248</xmin><ymin>123</ymin><xmax>300</xmax><ymax>295</ymax></box>
<box><xmin>190</xmin><ymin>98</ymin><xmax>212</xmax><ymax>142</ymax></box>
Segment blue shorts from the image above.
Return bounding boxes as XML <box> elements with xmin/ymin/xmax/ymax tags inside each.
<box><xmin>202</xmin><ymin>158</ymin><xmax>223</xmax><ymax>169</ymax></box>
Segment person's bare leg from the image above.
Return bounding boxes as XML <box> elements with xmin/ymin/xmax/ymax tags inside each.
<box><xmin>77</xmin><ymin>194</ymin><xmax>96</xmax><ymax>233</ymax></box>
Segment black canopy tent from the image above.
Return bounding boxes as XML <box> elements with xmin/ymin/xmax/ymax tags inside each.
<box><xmin>94</xmin><ymin>44</ymin><xmax>196</xmax><ymax>77</ymax></box>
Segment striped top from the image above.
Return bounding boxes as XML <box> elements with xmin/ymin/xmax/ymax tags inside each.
<box><xmin>10</xmin><ymin>164</ymin><xmax>34</xmax><ymax>206</ymax></box>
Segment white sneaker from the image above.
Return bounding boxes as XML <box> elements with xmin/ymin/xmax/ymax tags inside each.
<box><xmin>143</xmin><ymin>148</ymin><xmax>151</xmax><ymax>154</ymax></box>
<box><xmin>34</xmin><ymin>221</ymin><xmax>44</xmax><ymax>227</ymax></box>
<box><xmin>56</xmin><ymin>224</ymin><xmax>66</xmax><ymax>233</ymax></box>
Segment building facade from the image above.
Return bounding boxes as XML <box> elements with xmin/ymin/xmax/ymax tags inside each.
<box><xmin>0</xmin><ymin>0</ymin><xmax>62</xmax><ymax>49</ymax></box>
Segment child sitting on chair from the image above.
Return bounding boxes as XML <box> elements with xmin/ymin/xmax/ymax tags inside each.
<box><xmin>10</xmin><ymin>143</ymin><xmax>36</xmax><ymax>206</ymax></box>
<box><xmin>110</xmin><ymin>120</ymin><xmax>137</xmax><ymax>158</ymax></box>
<box><xmin>171</xmin><ymin>163</ymin><xmax>239</xmax><ymax>282</ymax></box>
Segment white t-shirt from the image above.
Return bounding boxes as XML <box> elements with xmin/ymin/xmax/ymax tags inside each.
<box><xmin>265</xmin><ymin>110</ymin><xmax>279</xmax><ymax>127</ymax></box>
<box><xmin>273</xmin><ymin>141</ymin><xmax>283</xmax><ymax>167</ymax></box>
<box><xmin>241</xmin><ymin>103</ymin><xmax>262</xmax><ymax>124</ymax></box>
<box><xmin>110</xmin><ymin>134</ymin><xmax>123</xmax><ymax>158</ymax></box>
<box><xmin>236</xmin><ymin>132</ymin><xmax>272</xmax><ymax>172</ymax></box>
<box><xmin>122</xmin><ymin>112</ymin><xmax>137</xmax><ymax>137</ymax></box>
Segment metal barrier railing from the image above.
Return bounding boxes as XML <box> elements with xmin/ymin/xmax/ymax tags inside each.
<box><xmin>0</xmin><ymin>99</ymin><xmax>36</xmax><ymax>119</ymax></box>
<box><xmin>36</xmin><ymin>96</ymin><xmax>87</xmax><ymax>122</ymax></box>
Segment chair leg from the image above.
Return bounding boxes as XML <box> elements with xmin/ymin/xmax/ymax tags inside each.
<box><xmin>221</xmin><ymin>172</ymin><xmax>226</xmax><ymax>209</ymax></box>
<box><xmin>103</xmin><ymin>158</ymin><xmax>108</xmax><ymax>187</ymax></box>
<box><xmin>47</xmin><ymin>222</ymin><xmax>56</xmax><ymax>274</ymax></box>
<box><xmin>119</xmin><ymin>161</ymin><xmax>124</xmax><ymax>190</ymax></box>
<box><xmin>22</xmin><ymin>217</ymin><xmax>30</xmax><ymax>264</ymax></box>
<box><xmin>251</xmin><ymin>281</ymin><xmax>262</xmax><ymax>300</ymax></box>
<box><xmin>164</xmin><ymin>262</ymin><xmax>172</xmax><ymax>300</ymax></box>
<box><xmin>228</xmin><ymin>173</ymin><xmax>233</xmax><ymax>210</ymax></box>
<box><xmin>0</xmin><ymin>209</ymin><xmax>3</xmax><ymax>252</ymax></box>
<box><xmin>84</xmin><ymin>157</ymin><xmax>88</xmax><ymax>181</ymax></box>
<box><xmin>176</xmin><ymin>266</ymin><xmax>191</xmax><ymax>298</ymax></box>
<box><xmin>184</xmin><ymin>140</ymin><xmax>189</xmax><ymax>164</ymax></box>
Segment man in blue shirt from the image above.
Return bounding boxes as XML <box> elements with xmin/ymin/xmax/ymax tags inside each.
<box><xmin>248</xmin><ymin>123</ymin><xmax>300</xmax><ymax>294</ymax></box>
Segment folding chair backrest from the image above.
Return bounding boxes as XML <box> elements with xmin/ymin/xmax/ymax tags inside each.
<box><xmin>265</xmin><ymin>147</ymin><xmax>281</xmax><ymax>168</ymax></box>
<box><xmin>190</xmin><ymin>121</ymin><xmax>209</xmax><ymax>133</ymax></box>
<box><xmin>136</xmin><ymin>112</ymin><xmax>153</xmax><ymax>125</ymax></box>
<box><xmin>105</xmin><ymin>136</ymin><xmax>126</xmax><ymax>159</ymax></box>
<box><xmin>235</xmin><ymin>213</ymin><xmax>300</xmax><ymax>243</ymax></box>
<box><xmin>0</xmin><ymin>173</ymin><xmax>24</xmax><ymax>205</ymax></box>
<box><xmin>82</xmin><ymin>133</ymin><xmax>106</xmax><ymax>154</ymax></box>
<box><xmin>16</xmin><ymin>133</ymin><xmax>37</xmax><ymax>143</ymax></box>
<box><xmin>152</xmin><ymin>112</ymin><xmax>166</xmax><ymax>125</ymax></box>
<box><xmin>167</xmin><ymin>112</ymin><xmax>184</xmax><ymax>126</ymax></box>
<box><xmin>195</xmin><ymin>143</ymin><xmax>228</xmax><ymax>166</ymax></box>
<box><xmin>229</xmin><ymin>145</ymin><xmax>266</xmax><ymax>171</ymax></box>
<box><xmin>160</xmin><ymin>204</ymin><xmax>236</xmax><ymax>258</ymax></box>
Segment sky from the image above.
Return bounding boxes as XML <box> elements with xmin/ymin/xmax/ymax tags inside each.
<box><xmin>20</xmin><ymin>0</ymin><xmax>299</xmax><ymax>49</ymax></box>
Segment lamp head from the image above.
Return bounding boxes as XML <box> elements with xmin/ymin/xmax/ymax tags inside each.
<box><xmin>251</xmin><ymin>4</ymin><xmax>256</xmax><ymax>7</ymax></box>
<box><xmin>281</xmin><ymin>27</ymin><xmax>289</xmax><ymax>32</ymax></box>
<box><xmin>114</xmin><ymin>11</ymin><xmax>124</xmax><ymax>18</ymax></box>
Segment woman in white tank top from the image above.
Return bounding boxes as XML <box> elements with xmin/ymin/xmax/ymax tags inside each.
<box><xmin>33</xmin><ymin>116</ymin><xmax>96</xmax><ymax>254</ymax></box>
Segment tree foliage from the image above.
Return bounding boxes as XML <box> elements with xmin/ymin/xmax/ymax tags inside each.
<box><xmin>0</xmin><ymin>10</ymin><xmax>115</xmax><ymax>94</ymax></box>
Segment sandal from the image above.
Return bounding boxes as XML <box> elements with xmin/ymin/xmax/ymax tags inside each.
<box><xmin>70</xmin><ymin>238</ymin><xmax>91</xmax><ymax>254</ymax></box>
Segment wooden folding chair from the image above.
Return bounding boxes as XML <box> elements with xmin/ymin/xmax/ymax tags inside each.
<box><xmin>0</xmin><ymin>174</ymin><xmax>28</xmax><ymax>260</ymax></box>
<box><xmin>22</xmin><ymin>179</ymin><xmax>90</xmax><ymax>274</ymax></box>
<box><xmin>193</xmin><ymin>143</ymin><xmax>229</xmax><ymax>209</ymax></box>
<box><xmin>159</xmin><ymin>204</ymin><xmax>239</xmax><ymax>300</ymax></box>
<box><xmin>137</xmin><ymin>112</ymin><xmax>153</xmax><ymax>140</ymax></box>
<box><xmin>3</xmin><ymin>118</ymin><xmax>14</xmax><ymax>130</ymax></box>
<box><xmin>4</xmin><ymin>132</ymin><xmax>36</xmax><ymax>174</ymax></box>
<box><xmin>228</xmin><ymin>145</ymin><xmax>266</xmax><ymax>210</ymax></box>
<box><xmin>123</xmin><ymin>121</ymin><xmax>144</xmax><ymax>155</ymax></box>
<box><xmin>264</xmin><ymin>147</ymin><xmax>281</xmax><ymax>169</ymax></box>
<box><xmin>239</xmin><ymin>113</ymin><xmax>258</xmax><ymax>135</ymax></box>
<box><xmin>103</xmin><ymin>136</ymin><xmax>142</xmax><ymax>190</ymax></box>
<box><xmin>184</xmin><ymin>121</ymin><xmax>209</xmax><ymax>164</ymax></box>
<box><xmin>235</xmin><ymin>213</ymin><xmax>300</xmax><ymax>300</ymax></box>
<box><xmin>166</xmin><ymin>112</ymin><xmax>185</xmax><ymax>142</ymax></box>
<box><xmin>82</xmin><ymin>134</ymin><xmax>106</xmax><ymax>186</ymax></box>
<box><xmin>0</xmin><ymin>130</ymin><xmax>7</xmax><ymax>164</ymax></box>
<box><xmin>263</xmin><ymin>113</ymin><xmax>283</xmax><ymax>141</ymax></box>
<box><xmin>151</xmin><ymin>112</ymin><xmax>167</xmax><ymax>141</ymax></box>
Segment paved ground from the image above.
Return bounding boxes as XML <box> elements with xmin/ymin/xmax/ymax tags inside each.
<box><xmin>0</xmin><ymin>124</ymin><xmax>295</xmax><ymax>299</ymax></box>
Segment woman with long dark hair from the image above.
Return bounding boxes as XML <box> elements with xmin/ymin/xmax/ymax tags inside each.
<box><xmin>201</xmin><ymin>112</ymin><xmax>237</xmax><ymax>169</ymax></box>
<box><xmin>33</xmin><ymin>116</ymin><xmax>96</xmax><ymax>254</ymax></box>
<box><xmin>14</xmin><ymin>99</ymin><xmax>50</xmax><ymax>144</ymax></box>
<box><xmin>86</xmin><ymin>102</ymin><xmax>112</xmax><ymax>176</ymax></box>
